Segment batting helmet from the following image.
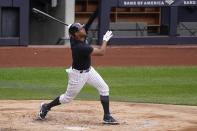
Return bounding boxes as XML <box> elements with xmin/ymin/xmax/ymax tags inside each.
<box><xmin>69</xmin><ymin>23</ymin><xmax>84</xmax><ymax>36</ymax></box>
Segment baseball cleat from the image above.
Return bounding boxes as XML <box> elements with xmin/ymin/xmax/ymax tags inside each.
<box><xmin>102</xmin><ymin>114</ymin><xmax>119</xmax><ymax>125</ymax></box>
<box><xmin>39</xmin><ymin>102</ymin><xmax>50</xmax><ymax>120</ymax></box>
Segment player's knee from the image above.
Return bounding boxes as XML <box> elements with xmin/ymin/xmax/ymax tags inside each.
<box><xmin>59</xmin><ymin>94</ymin><xmax>73</xmax><ymax>104</ymax></box>
<box><xmin>99</xmin><ymin>86</ymin><xmax>109</xmax><ymax>96</ymax></box>
<box><xmin>100</xmin><ymin>91</ymin><xmax>109</xmax><ymax>96</ymax></box>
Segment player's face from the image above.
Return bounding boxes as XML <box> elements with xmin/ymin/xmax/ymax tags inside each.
<box><xmin>75</xmin><ymin>28</ymin><xmax>86</xmax><ymax>42</ymax></box>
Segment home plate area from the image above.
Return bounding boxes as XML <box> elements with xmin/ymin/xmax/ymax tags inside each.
<box><xmin>0</xmin><ymin>100</ymin><xmax>197</xmax><ymax>131</ymax></box>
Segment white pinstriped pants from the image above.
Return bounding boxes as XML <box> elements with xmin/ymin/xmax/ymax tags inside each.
<box><xmin>59</xmin><ymin>67</ymin><xmax>109</xmax><ymax>104</ymax></box>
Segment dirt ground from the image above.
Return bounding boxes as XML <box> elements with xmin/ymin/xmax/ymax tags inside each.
<box><xmin>0</xmin><ymin>100</ymin><xmax>197</xmax><ymax>131</ymax></box>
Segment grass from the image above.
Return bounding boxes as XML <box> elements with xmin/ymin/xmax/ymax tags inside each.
<box><xmin>0</xmin><ymin>66</ymin><xmax>197</xmax><ymax>105</ymax></box>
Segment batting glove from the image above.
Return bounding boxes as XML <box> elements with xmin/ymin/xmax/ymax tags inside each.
<box><xmin>103</xmin><ymin>31</ymin><xmax>113</xmax><ymax>42</ymax></box>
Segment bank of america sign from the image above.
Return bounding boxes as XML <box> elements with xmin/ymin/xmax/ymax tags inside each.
<box><xmin>122</xmin><ymin>1</ymin><xmax>165</xmax><ymax>6</ymax></box>
<box><xmin>120</xmin><ymin>0</ymin><xmax>197</xmax><ymax>6</ymax></box>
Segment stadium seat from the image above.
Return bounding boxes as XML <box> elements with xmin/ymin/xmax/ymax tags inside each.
<box><xmin>87</xmin><ymin>22</ymin><xmax>148</xmax><ymax>45</ymax></box>
<box><xmin>177</xmin><ymin>22</ymin><xmax>197</xmax><ymax>36</ymax></box>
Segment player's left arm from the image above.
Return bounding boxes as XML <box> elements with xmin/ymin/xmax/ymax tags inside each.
<box><xmin>84</xmin><ymin>7</ymin><xmax>99</xmax><ymax>32</ymax></box>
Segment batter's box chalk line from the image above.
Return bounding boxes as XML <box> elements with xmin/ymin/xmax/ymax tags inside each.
<box><xmin>134</xmin><ymin>121</ymin><xmax>159</xmax><ymax>130</ymax></box>
<box><xmin>65</xmin><ymin>126</ymin><xmax>89</xmax><ymax>131</ymax></box>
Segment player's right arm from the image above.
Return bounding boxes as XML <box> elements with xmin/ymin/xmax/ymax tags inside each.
<box><xmin>91</xmin><ymin>31</ymin><xmax>113</xmax><ymax>56</ymax></box>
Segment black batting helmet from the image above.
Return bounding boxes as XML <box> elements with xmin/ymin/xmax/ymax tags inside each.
<box><xmin>69</xmin><ymin>23</ymin><xmax>84</xmax><ymax>36</ymax></box>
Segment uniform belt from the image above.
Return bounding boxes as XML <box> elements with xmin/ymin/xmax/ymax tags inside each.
<box><xmin>72</xmin><ymin>67</ymin><xmax>90</xmax><ymax>73</ymax></box>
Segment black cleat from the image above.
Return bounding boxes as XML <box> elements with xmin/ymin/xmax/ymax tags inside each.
<box><xmin>39</xmin><ymin>103</ymin><xmax>50</xmax><ymax>120</ymax></box>
<box><xmin>102</xmin><ymin>114</ymin><xmax>119</xmax><ymax>124</ymax></box>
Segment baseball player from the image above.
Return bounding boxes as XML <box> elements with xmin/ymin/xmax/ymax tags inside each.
<box><xmin>39</xmin><ymin>7</ymin><xmax>118</xmax><ymax>124</ymax></box>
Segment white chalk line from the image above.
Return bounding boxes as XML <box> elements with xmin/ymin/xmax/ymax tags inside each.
<box><xmin>65</xmin><ymin>126</ymin><xmax>89</xmax><ymax>131</ymax></box>
<box><xmin>0</xmin><ymin>119</ymin><xmax>159</xmax><ymax>131</ymax></box>
<box><xmin>133</xmin><ymin>121</ymin><xmax>159</xmax><ymax>130</ymax></box>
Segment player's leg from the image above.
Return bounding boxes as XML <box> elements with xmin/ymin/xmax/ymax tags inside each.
<box><xmin>59</xmin><ymin>77</ymin><xmax>86</xmax><ymax>104</ymax></box>
<box><xmin>86</xmin><ymin>67</ymin><xmax>118</xmax><ymax>124</ymax></box>
<box><xmin>39</xmin><ymin>68</ymin><xmax>87</xmax><ymax>120</ymax></box>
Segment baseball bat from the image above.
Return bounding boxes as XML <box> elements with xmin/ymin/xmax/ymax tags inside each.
<box><xmin>32</xmin><ymin>8</ymin><xmax>69</xmax><ymax>26</ymax></box>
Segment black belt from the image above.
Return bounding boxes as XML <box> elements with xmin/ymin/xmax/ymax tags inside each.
<box><xmin>72</xmin><ymin>67</ymin><xmax>90</xmax><ymax>73</ymax></box>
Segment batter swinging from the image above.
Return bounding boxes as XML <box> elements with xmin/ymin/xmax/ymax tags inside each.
<box><xmin>39</xmin><ymin>12</ymin><xmax>118</xmax><ymax>124</ymax></box>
